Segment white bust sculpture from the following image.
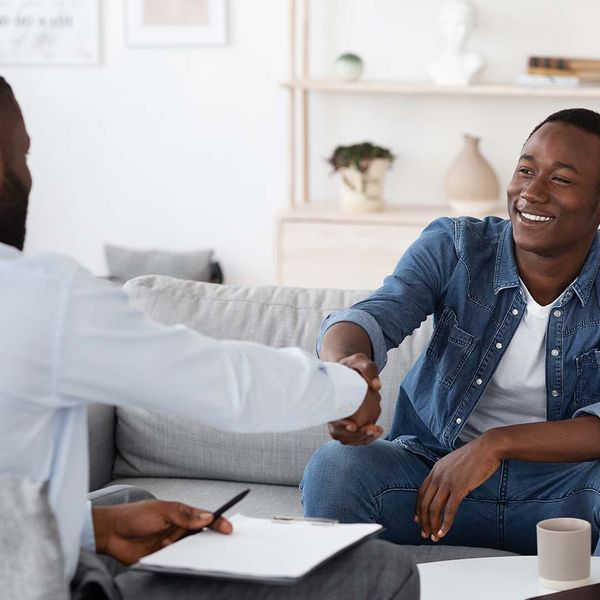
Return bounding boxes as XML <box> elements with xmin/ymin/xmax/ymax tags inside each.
<box><xmin>428</xmin><ymin>0</ymin><xmax>484</xmax><ymax>86</ymax></box>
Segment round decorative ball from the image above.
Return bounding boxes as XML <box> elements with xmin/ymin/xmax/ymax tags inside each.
<box><xmin>334</xmin><ymin>53</ymin><xmax>364</xmax><ymax>81</ymax></box>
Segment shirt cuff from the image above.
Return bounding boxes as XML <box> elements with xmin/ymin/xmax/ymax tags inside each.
<box><xmin>81</xmin><ymin>500</ymin><xmax>96</xmax><ymax>552</ymax></box>
<box><xmin>573</xmin><ymin>404</ymin><xmax>600</xmax><ymax>419</ymax></box>
<box><xmin>316</xmin><ymin>308</ymin><xmax>388</xmax><ymax>372</ymax></box>
<box><xmin>320</xmin><ymin>361</ymin><xmax>368</xmax><ymax>421</ymax></box>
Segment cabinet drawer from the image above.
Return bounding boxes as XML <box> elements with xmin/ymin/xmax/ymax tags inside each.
<box><xmin>278</xmin><ymin>220</ymin><xmax>424</xmax><ymax>289</ymax></box>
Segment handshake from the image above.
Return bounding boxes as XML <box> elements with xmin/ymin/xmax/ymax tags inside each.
<box><xmin>329</xmin><ymin>353</ymin><xmax>384</xmax><ymax>446</ymax></box>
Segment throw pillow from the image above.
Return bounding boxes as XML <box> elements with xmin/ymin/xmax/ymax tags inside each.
<box><xmin>105</xmin><ymin>245</ymin><xmax>214</xmax><ymax>283</ymax></box>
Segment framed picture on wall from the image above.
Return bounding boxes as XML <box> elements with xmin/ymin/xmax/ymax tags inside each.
<box><xmin>126</xmin><ymin>0</ymin><xmax>227</xmax><ymax>46</ymax></box>
<box><xmin>0</xmin><ymin>0</ymin><xmax>99</xmax><ymax>65</ymax></box>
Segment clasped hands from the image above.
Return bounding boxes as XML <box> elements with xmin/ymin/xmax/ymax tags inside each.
<box><xmin>328</xmin><ymin>353</ymin><xmax>384</xmax><ymax>446</ymax></box>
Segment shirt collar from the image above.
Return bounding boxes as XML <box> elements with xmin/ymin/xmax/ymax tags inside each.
<box><xmin>493</xmin><ymin>221</ymin><xmax>600</xmax><ymax>306</ymax></box>
<box><xmin>493</xmin><ymin>221</ymin><xmax>520</xmax><ymax>294</ymax></box>
<box><xmin>571</xmin><ymin>233</ymin><xmax>600</xmax><ymax>306</ymax></box>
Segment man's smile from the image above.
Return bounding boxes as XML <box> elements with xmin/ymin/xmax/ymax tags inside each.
<box><xmin>515</xmin><ymin>207</ymin><xmax>556</xmax><ymax>224</ymax></box>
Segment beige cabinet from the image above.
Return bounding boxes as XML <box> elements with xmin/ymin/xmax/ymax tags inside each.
<box><xmin>277</xmin><ymin>204</ymin><xmax>499</xmax><ymax>289</ymax></box>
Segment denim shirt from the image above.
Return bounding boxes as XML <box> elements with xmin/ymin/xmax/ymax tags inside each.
<box><xmin>317</xmin><ymin>217</ymin><xmax>600</xmax><ymax>459</ymax></box>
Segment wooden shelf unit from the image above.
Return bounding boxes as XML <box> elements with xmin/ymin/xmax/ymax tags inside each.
<box><xmin>278</xmin><ymin>1</ymin><xmax>534</xmax><ymax>289</ymax></box>
<box><xmin>283</xmin><ymin>79</ymin><xmax>600</xmax><ymax>98</ymax></box>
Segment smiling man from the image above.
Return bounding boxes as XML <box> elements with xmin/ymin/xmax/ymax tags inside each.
<box><xmin>302</xmin><ymin>108</ymin><xmax>600</xmax><ymax>554</ymax></box>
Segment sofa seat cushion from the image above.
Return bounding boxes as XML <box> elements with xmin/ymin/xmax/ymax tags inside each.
<box><xmin>115</xmin><ymin>278</ymin><xmax>433</xmax><ymax>486</ymax></box>
<box><xmin>108</xmin><ymin>477</ymin><xmax>517</xmax><ymax>564</ymax></box>
<box><xmin>108</xmin><ymin>477</ymin><xmax>304</xmax><ymax>518</ymax></box>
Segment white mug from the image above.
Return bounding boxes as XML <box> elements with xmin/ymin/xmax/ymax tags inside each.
<box><xmin>537</xmin><ymin>518</ymin><xmax>591</xmax><ymax>591</ymax></box>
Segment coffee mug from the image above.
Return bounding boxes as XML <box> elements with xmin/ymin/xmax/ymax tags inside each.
<box><xmin>537</xmin><ymin>518</ymin><xmax>591</xmax><ymax>591</ymax></box>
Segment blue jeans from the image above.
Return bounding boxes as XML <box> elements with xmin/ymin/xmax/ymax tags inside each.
<box><xmin>300</xmin><ymin>439</ymin><xmax>600</xmax><ymax>555</ymax></box>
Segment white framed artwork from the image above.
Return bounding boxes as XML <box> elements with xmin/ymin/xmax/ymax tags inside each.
<box><xmin>0</xmin><ymin>0</ymin><xmax>99</xmax><ymax>66</ymax></box>
<box><xmin>126</xmin><ymin>0</ymin><xmax>227</xmax><ymax>46</ymax></box>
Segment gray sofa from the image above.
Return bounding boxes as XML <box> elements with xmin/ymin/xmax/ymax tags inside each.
<box><xmin>88</xmin><ymin>276</ymin><xmax>515</xmax><ymax>564</ymax></box>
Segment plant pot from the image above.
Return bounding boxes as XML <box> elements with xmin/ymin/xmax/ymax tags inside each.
<box><xmin>334</xmin><ymin>53</ymin><xmax>364</xmax><ymax>81</ymax></box>
<box><xmin>338</xmin><ymin>158</ymin><xmax>390</xmax><ymax>212</ymax></box>
<box><xmin>445</xmin><ymin>134</ymin><xmax>500</xmax><ymax>216</ymax></box>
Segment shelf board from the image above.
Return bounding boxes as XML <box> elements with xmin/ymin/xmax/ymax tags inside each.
<box><xmin>283</xmin><ymin>79</ymin><xmax>600</xmax><ymax>98</ymax></box>
<box><xmin>279</xmin><ymin>201</ymin><xmax>508</xmax><ymax>226</ymax></box>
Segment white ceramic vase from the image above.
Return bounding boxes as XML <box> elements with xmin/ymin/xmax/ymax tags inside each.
<box><xmin>339</xmin><ymin>158</ymin><xmax>390</xmax><ymax>212</ymax></box>
<box><xmin>445</xmin><ymin>135</ymin><xmax>500</xmax><ymax>215</ymax></box>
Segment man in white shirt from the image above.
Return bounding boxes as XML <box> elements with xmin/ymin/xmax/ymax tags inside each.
<box><xmin>0</xmin><ymin>79</ymin><xmax>418</xmax><ymax>600</ymax></box>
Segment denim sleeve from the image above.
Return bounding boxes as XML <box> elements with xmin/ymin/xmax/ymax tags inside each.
<box><xmin>317</xmin><ymin>217</ymin><xmax>459</xmax><ymax>372</ymax></box>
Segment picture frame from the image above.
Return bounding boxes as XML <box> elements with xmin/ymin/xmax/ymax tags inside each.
<box><xmin>0</xmin><ymin>0</ymin><xmax>100</xmax><ymax>66</ymax></box>
<box><xmin>125</xmin><ymin>0</ymin><xmax>227</xmax><ymax>47</ymax></box>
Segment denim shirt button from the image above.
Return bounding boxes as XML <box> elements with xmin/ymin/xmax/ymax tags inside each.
<box><xmin>495</xmin><ymin>342</ymin><xmax>503</xmax><ymax>349</ymax></box>
<box><xmin>456</xmin><ymin>418</ymin><xmax>462</xmax><ymax>424</ymax></box>
<box><xmin>551</xmin><ymin>389</ymin><xmax>559</xmax><ymax>397</ymax></box>
<box><xmin>553</xmin><ymin>310</ymin><xmax>562</xmax><ymax>318</ymax></box>
<box><xmin>551</xmin><ymin>348</ymin><xmax>560</xmax><ymax>357</ymax></box>
<box><xmin>511</xmin><ymin>309</ymin><xmax>519</xmax><ymax>316</ymax></box>
<box><xmin>475</xmin><ymin>378</ymin><xmax>483</xmax><ymax>386</ymax></box>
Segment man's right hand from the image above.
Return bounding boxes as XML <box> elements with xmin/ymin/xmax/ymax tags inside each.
<box><xmin>328</xmin><ymin>353</ymin><xmax>384</xmax><ymax>446</ymax></box>
<box><xmin>93</xmin><ymin>500</ymin><xmax>232</xmax><ymax>566</ymax></box>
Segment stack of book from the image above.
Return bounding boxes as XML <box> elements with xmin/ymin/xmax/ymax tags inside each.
<box><xmin>516</xmin><ymin>56</ymin><xmax>600</xmax><ymax>88</ymax></box>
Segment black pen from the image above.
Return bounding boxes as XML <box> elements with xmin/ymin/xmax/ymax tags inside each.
<box><xmin>182</xmin><ymin>488</ymin><xmax>251</xmax><ymax>538</ymax></box>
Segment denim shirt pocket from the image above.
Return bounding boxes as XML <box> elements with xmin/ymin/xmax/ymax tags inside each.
<box><xmin>575</xmin><ymin>349</ymin><xmax>600</xmax><ymax>406</ymax></box>
<box><xmin>426</xmin><ymin>306</ymin><xmax>477</xmax><ymax>390</ymax></box>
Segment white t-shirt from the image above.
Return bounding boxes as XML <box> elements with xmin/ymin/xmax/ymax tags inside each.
<box><xmin>0</xmin><ymin>243</ymin><xmax>366</xmax><ymax>580</ymax></box>
<box><xmin>459</xmin><ymin>281</ymin><xmax>564</xmax><ymax>444</ymax></box>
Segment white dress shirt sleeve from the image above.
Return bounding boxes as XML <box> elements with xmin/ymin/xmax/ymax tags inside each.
<box><xmin>57</xmin><ymin>271</ymin><xmax>366</xmax><ymax>432</ymax></box>
<box><xmin>81</xmin><ymin>501</ymin><xmax>96</xmax><ymax>552</ymax></box>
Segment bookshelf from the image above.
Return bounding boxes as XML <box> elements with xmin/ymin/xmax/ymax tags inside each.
<box><xmin>276</xmin><ymin>0</ymin><xmax>593</xmax><ymax>289</ymax></box>
<box><xmin>283</xmin><ymin>79</ymin><xmax>600</xmax><ymax>98</ymax></box>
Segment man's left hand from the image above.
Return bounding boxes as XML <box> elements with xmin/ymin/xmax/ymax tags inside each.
<box><xmin>93</xmin><ymin>500</ymin><xmax>233</xmax><ymax>565</ymax></box>
<box><xmin>414</xmin><ymin>435</ymin><xmax>502</xmax><ymax>542</ymax></box>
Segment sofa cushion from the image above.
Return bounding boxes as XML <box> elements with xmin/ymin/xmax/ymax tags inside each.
<box><xmin>110</xmin><ymin>476</ymin><xmax>305</xmax><ymax>519</ymax></box>
<box><xmin>105</xmin><ymin>245</ymin><xmax>214</xmax><ymax>283</ymax></box>
<box><xmin>87</xmin><ymin>403</ymin><xmax>116</xmax><ymax>492</ymax></box>
<box><xmin>114</xmin><ymin>277</ymin><xmax>433</xmax><ymax>486</ymax></box>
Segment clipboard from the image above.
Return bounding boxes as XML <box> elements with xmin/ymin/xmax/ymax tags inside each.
<box><xmin>134</xmin><ymin>513</ymin><xmax>382</xmax><ymax>585</ymax></box>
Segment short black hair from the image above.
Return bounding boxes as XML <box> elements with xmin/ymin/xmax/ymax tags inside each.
<box><xmin>529</xmin><ymin>107</ymin><xmax>600</xmax><ymax>140</ymax></box>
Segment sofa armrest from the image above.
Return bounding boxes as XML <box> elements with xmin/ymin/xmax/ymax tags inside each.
<box><xmin>87</xmin><ymin>403</ymin><xmax>116</xmax><ymax>492</ymax></box>
<box><xmin>88</xmin><ymin>484</ymin><xmax>156</xmax><ymax>506</ymax></box>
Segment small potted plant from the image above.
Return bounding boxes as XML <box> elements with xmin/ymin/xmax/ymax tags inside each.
<box><xmin>328</xmin><ymin>142</ymin><xmax>395</xmax><ymax>212</ymax></box>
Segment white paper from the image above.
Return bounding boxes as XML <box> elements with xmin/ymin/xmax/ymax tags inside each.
<box><xmin>138</xmin><ymin>514</ymin><xmax>382</xmax><ymax>581</ymax></box>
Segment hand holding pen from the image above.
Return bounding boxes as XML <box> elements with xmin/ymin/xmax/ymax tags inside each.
<box><xmin>92</xmin><ymin>496</ymin><xmax>236</xmax><ymax>566</ymax></box>
<box><xmin>180</xmin><ymin>488</ymin><xmax>251</xmax><ymax>539</ymax></box>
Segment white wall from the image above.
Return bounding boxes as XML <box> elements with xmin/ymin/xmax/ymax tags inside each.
<box><xmin>5</xmin><ymin>0</ymin><xmax>600</xmax><ymax>284</ymax></box>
